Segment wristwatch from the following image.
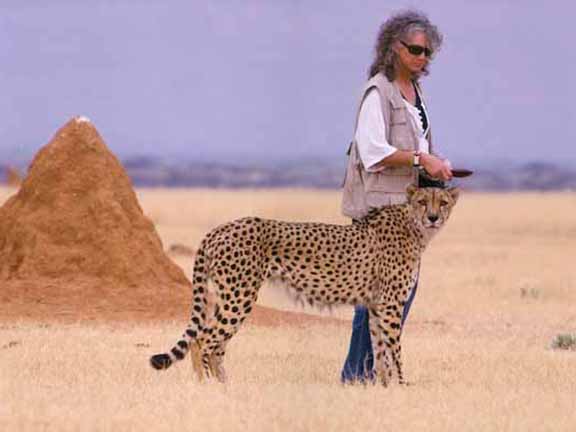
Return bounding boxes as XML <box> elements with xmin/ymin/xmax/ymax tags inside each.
<box><xmin>413</xmin><ymin>151</ymin><xmax>421</xmax><ymax>167</ymax></box>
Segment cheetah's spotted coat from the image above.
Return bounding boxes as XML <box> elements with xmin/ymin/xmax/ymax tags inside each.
<box><xmin>150</xmin><ymin>186</ymin><xmax>459</xmax><ymax>385</ymax></box>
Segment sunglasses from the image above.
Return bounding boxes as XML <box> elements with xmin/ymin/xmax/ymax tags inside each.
<box><xmin>400</xmin><ymin>40</ymin><xmax>433</xmax><ymax>58</ymax></box>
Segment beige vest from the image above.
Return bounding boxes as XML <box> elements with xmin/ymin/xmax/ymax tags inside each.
<box><xmin>341</xmin><ymin>73</ymin><xmax>434</xmax><ymax>219</ymax></box>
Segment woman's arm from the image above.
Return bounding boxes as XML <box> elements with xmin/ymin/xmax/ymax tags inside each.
<box><xmin>355</xmin><ymin>89</ymin><xmax>398</xmax><ymax>172</ymax></box>
<box><xmin>371</xmin><ymin>150</ymin><xmax>453</xmax><ymax>181</ymax></box>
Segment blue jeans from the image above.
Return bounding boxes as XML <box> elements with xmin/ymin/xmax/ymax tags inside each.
<box><xmin>340</xmin><ymin>277</ymin><xmax>418</xmax><ymax>383</ymax></box>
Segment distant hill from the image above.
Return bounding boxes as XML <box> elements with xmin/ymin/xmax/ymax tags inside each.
<box><xmin>0</xmin><ymin>164</ymin><xmax>22</xmax><ymax>186</ymax></box>
<box><xmin>464</xmin><ymin>162</ymin><xmax>576</xmax><ymax>191</ymax></box>
<box><xmin>121</xmin><ymin>157</ymin><xmax>576</xmax><ymax>191</ymax></box>
<box><xmin>3</xmin><ymin>157</ymin><xmax>575</xmax><ymax>191</ymax></box>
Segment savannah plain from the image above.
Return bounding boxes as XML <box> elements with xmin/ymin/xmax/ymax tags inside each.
<box><xmin>1</xmin><ymin>186</ymin><xmax>575</xmax><ymax>431</ymax></box>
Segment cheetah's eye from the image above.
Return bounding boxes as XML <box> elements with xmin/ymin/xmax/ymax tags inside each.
<box><xmin>440</xmin><ymin>200</ymin><xmax>449</xmax><ymax>207</ymax></box>
<box><xmin>417</xmin><ymin>199</ymin><xmax>428</xmax><ymax>206</ymax></box>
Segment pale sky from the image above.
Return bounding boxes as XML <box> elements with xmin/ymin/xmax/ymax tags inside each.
<box><xmin>1</xmin><ymin>0</ymin><xmax>575</xmax><ymax>166</ymax></box>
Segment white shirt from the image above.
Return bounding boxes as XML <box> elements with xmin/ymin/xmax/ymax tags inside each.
<box><xmin>355</xmin><ymin>88</ymin><xmax>430</xmax><ymax>172</ymax></box>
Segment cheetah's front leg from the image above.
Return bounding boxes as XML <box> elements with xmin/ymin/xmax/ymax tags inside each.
<box><xmin>368</xmin><ymin>304</ymin><xmax>404</xmax><ymax>386</ymax></box>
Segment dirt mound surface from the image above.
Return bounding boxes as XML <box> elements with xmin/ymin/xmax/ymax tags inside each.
<box><xmin>0</xmin><ymin>117</ymin><xmax>191</xmax><ymax>319</ymax></box>
<box><xmin>0</xmin><ymin>285</ymin><xmax>345</xmax><ymax>327</ymax></box>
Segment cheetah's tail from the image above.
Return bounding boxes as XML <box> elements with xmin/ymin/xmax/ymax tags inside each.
<box><xmin>150</xmin><ymin>241</ymin><xmax>211</xmax><ymax>371</ymax></box>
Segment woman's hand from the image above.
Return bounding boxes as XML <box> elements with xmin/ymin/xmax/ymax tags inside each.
<box><xmin>421</xmin><ymin>153</ymin><xmax>453</xmax><ymax>181</ymax></box>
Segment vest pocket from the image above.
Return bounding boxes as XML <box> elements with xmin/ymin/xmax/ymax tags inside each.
<box><xmin>365</xmin><ymin>169</ymin><xmax>413</xmax><ymax>192</ymax></box>
<box><xmin>390</xmin><ymin>107</ymin><xmax>407</xmax><ymax>125</ymax></box>
<box><xmin>366</xmin><ymin>191</ymin><xmax>408</xmax><ymax>207</ymax></box>
<box><xmin>389</xmin><ymin>106</ymin><xmax>415</xmax><ymax>151</ymax></box>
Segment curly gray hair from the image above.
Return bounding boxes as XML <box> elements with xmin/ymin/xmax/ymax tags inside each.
<box><xmin>368</xmin><ymin>10</ymin><xmax>443</xmax><ymax>81</ymax></box>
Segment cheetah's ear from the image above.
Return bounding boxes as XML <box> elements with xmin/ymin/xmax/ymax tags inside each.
<box><xmin>447</xmin><ymin>186</ymin><xmax>460</xmax><ymax>201</ymax></box>
<box><xmin>406</xmin><ymin>184</ymin><xmax>418</xmax><ymax>201</ymax></box>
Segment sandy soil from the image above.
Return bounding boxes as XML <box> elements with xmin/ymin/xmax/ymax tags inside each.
<box><xmin>1</xmin><ymin>187</ymin><xmax>575</xmax><ymax>431</ymax></box>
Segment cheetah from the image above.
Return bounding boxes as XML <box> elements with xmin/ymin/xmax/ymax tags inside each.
<box><xmin>150</xmin><ymin>185</ymin><xmax>459</xmax><ymax>385</ymax></box>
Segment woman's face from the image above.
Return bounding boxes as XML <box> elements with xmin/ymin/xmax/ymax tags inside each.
<box><xmin>395</xmin><ymin>31</ymin><xmax>431</xmax><ymax>76</ymax></box>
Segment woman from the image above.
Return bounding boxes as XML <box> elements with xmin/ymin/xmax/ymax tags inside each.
<box><xmin>340</xmin><ymin>10</ymin><xmax>452</xmax><ymax>383</ymax></box>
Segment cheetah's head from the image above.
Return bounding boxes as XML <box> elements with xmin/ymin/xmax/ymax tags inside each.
<box><xmin>406</xmin><ymin>185</ymin><xmax>459</xmax><ymax>234</ymax></box>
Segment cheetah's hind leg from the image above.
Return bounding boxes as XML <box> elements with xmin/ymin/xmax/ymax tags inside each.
<box><xmin>191</xmin><ymin>341</ymin><xmax>228</xmax><ymax>383</ymax></box>
<box><xmin>208</xmin><ymin>343</ymin><xmax>228</xmax><ymax>383</ymax></box>
<box><xmin>189</xmin><ymin>340</ymin><xmax>205</xmax><ymax>382</ymax></box>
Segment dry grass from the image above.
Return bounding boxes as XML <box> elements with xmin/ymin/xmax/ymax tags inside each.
<box><xmin>1</xmin><ymin>321</ymin><xmax>575</xmax><ymax>431</ymax></box>
<box><xmin>1</xmin><ymin>187</ymin><xmax>576</xmax><ymax>431</ymax></box>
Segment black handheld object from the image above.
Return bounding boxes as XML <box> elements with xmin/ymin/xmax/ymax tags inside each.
<box><xmin>451</xmin><ymin>168</ymin><xmax>474</xmax><ymax>178</ymax></box>
<box><xmin>417</xmin><ymin>168</ymin><xmax>473</xmax><ymax>188</ymax></box>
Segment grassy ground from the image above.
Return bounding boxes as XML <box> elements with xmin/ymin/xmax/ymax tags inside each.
<box><xmin>1</xmin><ymin>321</ymin><xmax>575</xmax><ymax>431</ymax></box>
<box><xmin>1</xmin><ymin>187</ymin><xmax>575</xmax><ymax>431</ymax></box>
